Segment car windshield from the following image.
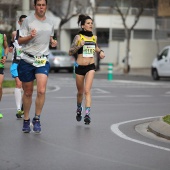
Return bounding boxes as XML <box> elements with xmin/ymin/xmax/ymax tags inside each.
<box><xmin>51</xmin><ymin>51</ymin><xmax>68</xmax><ymax>56</ymax></box>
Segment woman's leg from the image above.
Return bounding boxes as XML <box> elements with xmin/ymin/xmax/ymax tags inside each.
<box><xmin>75</xmin><ymin>74</ymin><xmax>84</xmax><ymax>121</ymax></box>
<box><xmin>84</xmin><ymin>70</ymin><xmax>95</xmax><ymax>124</ymax></box>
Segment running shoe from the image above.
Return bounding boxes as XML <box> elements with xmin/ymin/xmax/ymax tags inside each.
<box><xmin>16</xmin><ymin>110</ymin><xmax>24</xmax><ymax>119</ymax></box>
<box><xmin>22</xmin><ymin>119</ymin><xmax>31</xmax><ymax>133</ymax></box>
<box><xmin>84</xmin><ymin>114</ymin><xmax>91</xmax><ymax>125</ymax></box>
<box><xmin>0</xmin><ymin>113</ymin><xmax>3</xmax><ymax>119</ymax></box>
<box><xmin>76</xmin><ymin>106</ymin><xmax>83</xmax><ymax>122</ymax></box>
<box><xmin>32</xmin><ymin>118</ymin><xmax>41</xmax><ymax>133</ymax></box>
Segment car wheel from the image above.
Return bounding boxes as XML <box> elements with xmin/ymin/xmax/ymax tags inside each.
<box><xmin>54</xmin><ymin>69</ymin><xmax>59</xmax><ymax>73</ymax></box>
<box><xmin>151</xmin><ymin>68</ymin><xmax>160</xmax><ymax>80</ymax></box>
<box><xmin>68</xmin><ymin>68</ymin><xmax>73</xmax><ymax>73</ymax></box>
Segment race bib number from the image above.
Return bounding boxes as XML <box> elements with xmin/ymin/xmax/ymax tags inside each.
<box><xmin>33</xmin><ymin>56</ymin><xmax>47</xmax><ymax>67</ymax></box>
<box><xmin>83</xmin><ymin>45</ymin><xmax>95</xmax><ymax>57</ymax></box>
<box><xmin>16</xmin><ymin>48</ymin><xmax>22</xmax><ymax>56</ymax></box>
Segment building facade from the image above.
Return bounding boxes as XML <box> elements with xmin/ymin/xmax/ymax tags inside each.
<box><xmin>1</xmin><ymin>0</ymin><xmax>170</xmax><ymax>69</ymax></box>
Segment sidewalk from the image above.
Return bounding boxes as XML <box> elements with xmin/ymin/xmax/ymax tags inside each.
<box><xmin>97</xmin><ymin>65</ymin><xmax>151</xmax><ymax>77</ymax></box>
<box><xmin>148</xmin><ymin>117</ymin><xmax>170</xmax><ymax>140</ymax></box>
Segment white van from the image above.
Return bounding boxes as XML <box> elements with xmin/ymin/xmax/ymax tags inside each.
<box><xmin>151</xmin><ymin>46</ymin><xmax>170</xmax><ymax>80</ymax></box>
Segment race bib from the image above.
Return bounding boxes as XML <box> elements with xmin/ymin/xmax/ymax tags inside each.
<box><xmin>33</xmin><ymin>56</ymin><xmax>47</xmax><ymax>67</ymax></box>
<box><xmin>16</xmin><ymin>48</ymin><xmax>22</xmax><ymax>56</ymax></box>
<box><xmin>83</xmin><ymin>45</ymin><xmax>95</xmax><ymax>57</ymax></box>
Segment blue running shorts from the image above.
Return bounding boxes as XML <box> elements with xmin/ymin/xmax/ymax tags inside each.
<box><xmin>18</xmin><ymin>59</ymin><xmax>50</xmax><ymax>82</ymax></box>
<box><xmin>10</xmin><ymin>63</ymin><xmax>19</xmax><ymax>78</ymax></box>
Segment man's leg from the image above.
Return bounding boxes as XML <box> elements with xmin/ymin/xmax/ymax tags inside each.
<box><xmin>22</xmin><ymin>81</ymin><xmax>34</xmax><ymax>120</ymax></box>
<box><xmin>35</xmin><ymin>73</ymin><xmax>48</xmax><ymax>115</ymax></box>
<box><xmin>0</xmin><ymin>74</ymin><xmax>4</xmax><ymax>101</ymax></box>
<box><xmin>15</xmin><ymin>77</ymin><xmax>23</xmax><ymax>118</ymax></box>
<box><xmin>31</xmin><ymin>74</ymin><xmax>47</xmax><ymax>133</ymax></box>
<box><xmin>15</xmin><ymin>77</ymin><xmax>22</xmax><ymax>109</ymax></box>
<box><xmin>0</xmin><ymin>74</ymin><xmax>4</xmax><ymax>119</ymax></box>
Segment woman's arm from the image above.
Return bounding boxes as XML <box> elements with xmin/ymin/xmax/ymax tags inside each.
<box><xmin>69</xmin><ymin>35</ymin><xmax>84</xmax><ymax>56</ymax></box>
<box><xmin>95</xmin><ymin>36</ymin><xmax>105</xmax><ymax>59</ymax></box>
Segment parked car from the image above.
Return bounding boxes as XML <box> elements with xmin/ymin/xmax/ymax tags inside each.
<box><xmin>48</xmin><ymin>50</ymin><xmax>75</xmax><ymax>73</ymax></box>
<box><xmin>151</xmin><ymin>46</ymin><xmax>170</xmax><ymax>80</ymax></box>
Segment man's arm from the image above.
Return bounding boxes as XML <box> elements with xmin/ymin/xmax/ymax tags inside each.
<box><xmin>1</xmin><ymin>34</ymin><xmax>8</xmax><ymax>64</ymax></box>
<box><xmin>18</xmin><ymin>28</ymin><xmax>36</xmax><ymax>44</ymax></box>
<box><xmin>9</xmin><ymin>31</ymin><xmax>16</xmax><ymax>53</ymax></box>
<box><xmin>50</xmin><ymin>37</ymin><xmax>57</xmax><ymax>47</ymax></box>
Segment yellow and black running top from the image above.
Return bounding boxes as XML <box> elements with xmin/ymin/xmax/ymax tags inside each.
<box><xmin>77</xmin><ymin>34</ymin><xmax>96</xmax><ymax>57</ymax></box>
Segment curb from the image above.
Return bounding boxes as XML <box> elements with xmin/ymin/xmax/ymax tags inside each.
<box><xmin>3</xmin><ymin>86</ymin><xmax>37</xmax><ymax>94</ymax></box>
<box><xmin>3</xmin><ymin>88</ymin><xmax>15</xmax><ymax>94</ymax></box>
<box><xmin>148</xmin><ymin>117</ymin><xmax>170</xmax><ymax>140</ymax></box>
<box><xmin>2</xmin><ymin>86</ymin><xmax>56</xmax><ymax>94</ymax></box>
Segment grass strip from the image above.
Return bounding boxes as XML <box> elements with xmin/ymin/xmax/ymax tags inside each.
<box><xmin>163</xmin><ymin>115</ymin><xmax>170</xmax><ymax>125</ymax></box>
<box><xmin>2</xmin><ymin>80</ymin><xmax>36</xmax><ymax>88</ymax></box>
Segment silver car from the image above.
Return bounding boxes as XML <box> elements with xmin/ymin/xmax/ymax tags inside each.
<box><xmin>48</xmin><ymin>50</ymin><xmax>75</xmax><ymax>73</ymax></box>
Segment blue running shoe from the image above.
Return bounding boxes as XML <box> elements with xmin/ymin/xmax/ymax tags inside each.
<box><xmin>76</xmin><ymin>106</ymin><xmax>83</xmax><ymax>122</ymax></box>
<box><xmin>22</xmin><ymin>119</ymin><xmax>31</xmax><ymax>133</ymax></box>
<box><xmin>32</xmin><ymin>118</ymin><xmax>41</xmax><ymax>133</ymax></box>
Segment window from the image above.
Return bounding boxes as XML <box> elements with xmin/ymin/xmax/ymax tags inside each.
<box><xmin>112</xmin><ymin>29</ymin><xmax>125</xmax><ymax>41</ymax></box>
<box><xmin>158</xmin><ymin>49</ymin><xmax>169</xmax><ymax>60</ymax></box>
<box><xmin>134</xmin><ymin>29</ymin><xmax>152</xmax><ymax>39</ymax></box>
<box><xmin>96</xmin><ymin>29</ymin><xmax>109</xmax><ymax>47</ymax></box>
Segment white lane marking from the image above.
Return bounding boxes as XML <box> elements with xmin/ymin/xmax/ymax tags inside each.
<box><xmin>92</xmin><ymin>88</ymin><xmax>110</xmax><ymax>94</ymax></box>
<box><xmin>53</xmin><ymin>95</ymin><xmax>116</xmax><ymax>99</ymax></box>
<box><xmin>165</xmin><ymin>91</ymin><xmax>170</xmax><ymax>94</ymax></box>
<box><xmin>46</xmin><ymin>85</ymin><xmax>60</xmax><ymax>93</ymax></box>
<box><xmin>113</xmin><ymin>80</ymin><xmax>168</xmax><ymax>86</ymax></box>
<box><xmin>162</xmin><ymin>95</ymin><xmax>170</xmax><ymax>97</ymax></box>
<box><xmin>125</xmin><ymin>95</ymin><xmax>152</xmax><ymax>98</ymax></box>
<box><xmin>111</xmin><ymin>117</ymin><xmax>170</xmax><ymax>152</ymax></box>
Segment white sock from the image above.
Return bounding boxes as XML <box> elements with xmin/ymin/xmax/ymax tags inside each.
<box><xmin>14</xmin><ymin>88</ymin><xmax>22</xmax><ymax>110</ymax></box>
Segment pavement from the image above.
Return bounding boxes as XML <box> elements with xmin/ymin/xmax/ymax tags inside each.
<box><xmin>3</xmin><ymin>62</ymin><xmax>170</xmax><ymax>141</ymax></box>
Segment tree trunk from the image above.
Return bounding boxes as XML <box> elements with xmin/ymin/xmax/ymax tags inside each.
<box><xmin>123</xmin><ymin>29</ymin><xmax>131</xmax><ymax>74</ymax></box>
<box><xmin>57</xmin><ymin>24</ymin><xmax>61</xmax><ymax>50</ymax></box>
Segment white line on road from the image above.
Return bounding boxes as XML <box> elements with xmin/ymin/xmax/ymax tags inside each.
<box><xmin>113</xmin><ymin>80</ymin><xmax>168</xmax><ymax>86</ymax></box>
<box><xmin>53</xmin><ymin>95</ymin><xmax>116</xmax><ymax>99</ymax></box>
<box><xmin>165</xmin><ymin>91</ymin><xmax>170</xmax><ymax>94</ymax></box>
<box><xmin>111</xmin><ymin>117</ymin><xmax>170</xmax><ymax>152</ymax></box>
<box><xmin>125</xmin><ymin>95</ymin><xmax>152</xmax><ymax>98</ymax></box>
<box><xmin>92</xmin><ymin>88</ymin><xmax>110</xmax><ymax>94</ymax></box>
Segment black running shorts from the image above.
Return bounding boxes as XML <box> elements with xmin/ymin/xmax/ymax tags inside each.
<box><xmin>75</xmin><ymin>63</ymin><xmax>96</xmax><ymax>76</ymax></box>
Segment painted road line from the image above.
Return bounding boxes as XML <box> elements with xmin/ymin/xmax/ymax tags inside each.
<box><xmin>111</xmin><ymin>117</ymin><xmax>170</xmax><ymax>152</ymax></box>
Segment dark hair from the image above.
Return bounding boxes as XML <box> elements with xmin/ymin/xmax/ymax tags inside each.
<box><xmin>19</xmin><ymin>15</ymin><xmax>27</xmax><ymax>22</ymax></box>
<box><xmin>77</xmin><ymin>14</ymin><xmax>92</xmax><ymax>27</ymax></box>
<box><xmin>34</xmin><ymin>0</ymin><xmax>47</xmax><ymax>5</ymax></box>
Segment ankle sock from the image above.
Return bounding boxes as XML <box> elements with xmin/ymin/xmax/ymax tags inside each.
<box><xmin>85</xmin><ymin>107</ymin><xmax>90</xmax><ymax>115</ymax></box>
<box><xmin>34</xmin><ymin>114</ymin><xmax>40</xmax><ymax>120</ymax></box>
<box><xmin>77</xmin><ymin>103</ymin><xmax>82</xmax><ymax>111</ymax></box>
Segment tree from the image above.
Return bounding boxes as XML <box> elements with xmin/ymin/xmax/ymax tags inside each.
<box><xmin>48</xmin><ymin>0</ymin><xmax>83</xmax><ymax>49</ymax></box>
<box><xmin>113</xmin><ymin>0</ymin><xmax>144</xmax><ymax>73</ymax></box>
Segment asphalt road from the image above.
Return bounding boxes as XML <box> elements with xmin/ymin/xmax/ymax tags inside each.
<box><xmin>0</xmin><ymin>71</ymin><xmax>170</xmax><ymax>170</ymax></box>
